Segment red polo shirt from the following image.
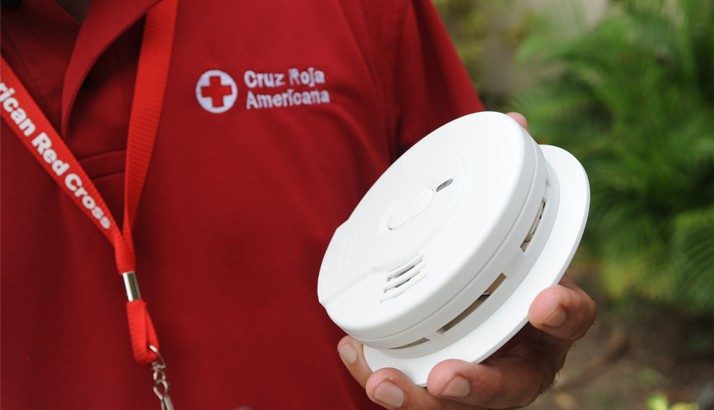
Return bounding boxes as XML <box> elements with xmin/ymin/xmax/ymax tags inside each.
<box><xmin>1</xmin><ymin>0</ymin><xmax>483</xmax><ymax>407</ymax></box>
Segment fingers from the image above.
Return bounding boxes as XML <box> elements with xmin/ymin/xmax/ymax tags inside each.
<box><xmin>339</xmin><ymin>338</ymin><xmax>458</xmax><ymax>409</ymax></box>
<box><xmin>337</xmin><ymin>336</ymin><xmax>373</xmax><ymax>388</ymax></box>
<box><xmin>339</xmin><ymin>273</ymin><xmax>597</xmax><ymax>409</ymax></box>
<box><xmin>366</xmin><ymin>368</ymin><xmax>448</xmax><ymax>409</ymax></box>
<box><xmin>425</xmin><ymin>276</ymin><xmax>597</xmax><ymax>408</ymax></box>
<box><xmin>506</xmin><ymin>112</ymin><xmax>528</xmax><ymax>129</ymax></box>
<box><xmin>426</xmin><ymin>352</ymin><xmax>556</xmax><ymax>408</ymax></box>
<box><xmin>528</xmin><ymin>276</ymin><xmax>597</xmax><ymax>341</ymax></box>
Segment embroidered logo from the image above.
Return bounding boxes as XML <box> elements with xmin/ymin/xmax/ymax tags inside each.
<box><xmin>242</xmin><ymin>67</ymin><xmax>330</xmax><ymax>110</ymax></box>
<box><xmin>195</xmin><ymin>70</ymin><xmax>238</xmax><ymax>113</ymax></box>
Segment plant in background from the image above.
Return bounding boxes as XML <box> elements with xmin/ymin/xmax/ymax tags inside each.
<box><xmin>433</xmin><ymin>0</ymin><xmax>488</xmax><ymax>86</ymax></box>
<box><xmin>648</xmin><ymin>392</ymin><xmax>699</xmax><ymax>410</ymax></box>
<box><xmin>434</xmin><ymin>0</ymin><xmax>523</xmax><ymax>107</ymax></box>
<box><xmin>513</xmin><ymin>0</ymin><xmax>714</xmax><ymax>315</ymax></box>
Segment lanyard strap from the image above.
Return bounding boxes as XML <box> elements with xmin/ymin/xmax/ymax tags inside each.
<box><xmin>0</xmin><ymin>0</ymin><xmax>178</xmax><ymax>369</ymax></box>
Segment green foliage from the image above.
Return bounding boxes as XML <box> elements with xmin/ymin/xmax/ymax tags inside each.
<box><xmin>434</xmin><ymin>0</ymin><xmax>523</xmax><ymax>107</ymax></box>
<box><xmin>513</xmin><ymin>0</ymin><xmax>714</xmax><ymax>314</ymax></box>
<box><xmin>433</xmin><ymin>0</ymin><xmax>489</xmax><ymax>85</ymax></box>
<box><xmin>647</xmin><ymin>392</ymin><xmax>699</xmax><ymax>410</ymax></box>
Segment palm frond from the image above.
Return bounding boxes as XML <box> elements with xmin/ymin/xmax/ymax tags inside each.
<box><xmin>513</xmin><ymin>0</ymin><xmax>714</xmax><ymax>315</ymax></box>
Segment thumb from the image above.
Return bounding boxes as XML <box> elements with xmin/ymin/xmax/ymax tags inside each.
<box><xmin>528</xmin><ymin>276</ymin><xmax>597</xmax><ymax>341</ymax></box>
<box><xmin>338</xmin><ymin>336</ymin><xmax>373</xmax><ymax>388</ymax></box>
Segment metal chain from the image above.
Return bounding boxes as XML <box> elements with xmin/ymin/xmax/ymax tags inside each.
<box><xmin>149</xmin><ymin>345</ymin><xmax>174</xmax><ymax>410</ymax></box>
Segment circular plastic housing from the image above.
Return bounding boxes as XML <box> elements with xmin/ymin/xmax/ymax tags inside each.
<box><xmin>317</xmin><ymin>112</ymin><xmax>589</xmax><ymax>386</ymax></box>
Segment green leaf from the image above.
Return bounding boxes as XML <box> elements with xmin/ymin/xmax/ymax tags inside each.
<box><xmin>513</xmin><ymin>0</ymin><xmax>714</xmax><ymax>315</ymax></box>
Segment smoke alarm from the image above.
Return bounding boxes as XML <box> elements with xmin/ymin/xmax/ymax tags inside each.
<box><xmin>317</xmin><ymin>111</ymin><xmax>589</xmax><ymax>386</ymax></box>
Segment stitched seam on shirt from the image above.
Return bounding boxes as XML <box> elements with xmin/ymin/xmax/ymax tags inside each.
<box><xmin>76</xmin><ymin>147</ymin><xmax>127</xmax><ymax>161</ymax></box>
<box><xmin>92</xmin><ymin>170</ymin><xmax>125</xmax><ymax>181</ymax></box>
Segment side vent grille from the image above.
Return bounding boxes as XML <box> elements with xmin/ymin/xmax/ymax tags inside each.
<box><xmin>391</xmin><ymin>337</ymin><xmax>429</xmax><ymax>350</ymax></box>
<box><xmin>382</xmin><ymin>254</ymin><xmax>425</xmax><ymax>299</ymax></box>
<box><xmin>437</xmin><ymin>273</ymin><xmax>507</xmax><ymax>334</ymax></box>
<box><xmin>521</xmin><ymin>199</ymin><xmax>546</xmax><ymax>252</ymax></box>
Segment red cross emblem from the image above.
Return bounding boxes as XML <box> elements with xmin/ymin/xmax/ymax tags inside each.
<box><xmin>195</xmin><ymin>70</ymin><xmax>237</xmax><ymax>113</ymax></box>
<box><xmin>201</xmin><ymin>76</ymin><xmax>233</xmax><ymax>107</ymax></box>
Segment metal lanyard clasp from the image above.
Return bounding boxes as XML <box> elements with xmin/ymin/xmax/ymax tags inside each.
<box><xmin>149</xmin><ymin>345</ymin><xmax>174</xmax><ymax>410</ymax></box>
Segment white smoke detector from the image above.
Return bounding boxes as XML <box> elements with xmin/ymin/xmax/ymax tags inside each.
<box><xmin>317</xmin><ymin>112</ymin><xmax>589</xmax><ymax>386</ymax></box>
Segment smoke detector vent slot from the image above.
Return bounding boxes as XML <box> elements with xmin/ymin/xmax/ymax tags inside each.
<box><xmin>437</xmin><ymin>273</ymin><xmax>507</xmax><ymax>334</ymax></box>
<box><xmin>391</xmin><ymin>337</ymin><xmax>430</xmax><ymax>350</ymax></box>
<box><xmin>521</xmin><ymin>199</ymin><xmax>546</xmax><ymax>252</ymax></box>
<box><xmin>383</xmin><ymin>254</ymin><xmax>425</xmax><ymax>297</ymax></box>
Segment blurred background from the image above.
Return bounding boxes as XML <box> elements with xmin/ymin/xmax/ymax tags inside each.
<box><xmin>433</xmin><ymin>0</ymin><xmax>714</xmax><ymax>408</ymax></box>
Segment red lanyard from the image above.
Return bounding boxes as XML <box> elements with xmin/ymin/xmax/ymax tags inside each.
<box><xmin>1</xmin><ymin>0</ymin><xmax>177</xmax><ymax>388</ymax></box>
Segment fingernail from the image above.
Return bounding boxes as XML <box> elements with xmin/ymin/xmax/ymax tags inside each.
<box><xmin>374</xmin><ymin>381</ymin><xmax>404</xmax><ymax>408</ymax></box>
<box><xmin>338</xmin><ymin>343</ymin><xmax>357</xmax><ymax>365</ymax></box>
<box><xmin>545</xmin><ymin>307</ymin><xmax>566</xmax><ymax>327</ymax></box>
<box><xmin>441</xmin><ymin>376</ymin><xmax>470</xmax><ymax>398</ymax></box>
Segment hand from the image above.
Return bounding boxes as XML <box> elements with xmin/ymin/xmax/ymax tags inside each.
<box><xmin>335</xmin><ymin>113</ymin><xmax>597</xmax><ymax>409</ymax></box>
<box><xmin>337</xmin><ymin>275</ymin><xmax>596</xmax><ymax>409</ymax></box>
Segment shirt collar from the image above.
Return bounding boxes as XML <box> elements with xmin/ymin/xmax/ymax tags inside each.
<box><xmin>61</xmin><ymin>0</ymin><xmax>161</xmax><ymax>134</ymax></box>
